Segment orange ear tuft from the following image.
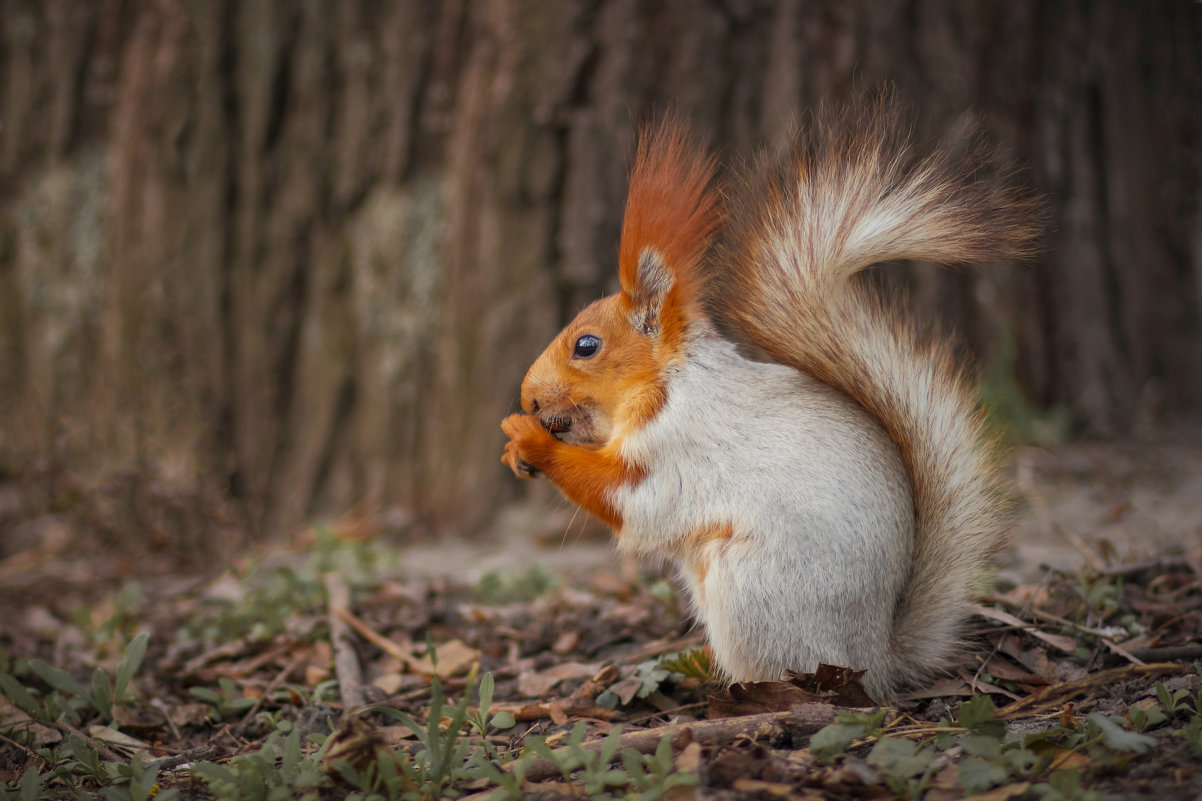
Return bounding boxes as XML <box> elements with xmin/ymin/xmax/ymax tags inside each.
<box><xmin>618</xmin><ymin>116</ymin><xmax>722</xmax><ymax>331</ymax></box>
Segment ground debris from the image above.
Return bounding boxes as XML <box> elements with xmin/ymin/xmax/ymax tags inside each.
<box><xmin>1</xmin><ymin>517</ymin><xmax>1200</xmax><ymax>799</ymax></box>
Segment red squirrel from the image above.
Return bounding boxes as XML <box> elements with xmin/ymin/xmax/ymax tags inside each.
<box><xmin>501</xmin><ymin>99</ymin><xmax>1040</xmax><ymax>700</ymax></box>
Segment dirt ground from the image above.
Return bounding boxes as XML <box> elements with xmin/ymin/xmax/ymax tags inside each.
<box><xmin>1007</xmin><ymin>430</ymin><xmax>1202</xmax><ymax>574</ymax></box>
<box><xmin>1</xmin><ymin>429</ymin><xmax>1200</xmax><ymax>799</ymax></box>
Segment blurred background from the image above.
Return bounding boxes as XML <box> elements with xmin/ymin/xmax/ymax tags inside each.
<box><xmin>0</xmin><ymin>1</ymin><xmax>1199</xmax><ymax>560</ymax></box>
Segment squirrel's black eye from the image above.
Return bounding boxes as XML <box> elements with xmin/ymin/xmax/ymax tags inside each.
<box><xmin>572</xmin><ymin>334</ymin><xmax>601</xmax><ymax>359</ymax></box>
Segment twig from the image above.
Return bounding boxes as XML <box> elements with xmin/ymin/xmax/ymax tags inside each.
<box><xmin>514</xmin><ymin>703</ymin><xmax>837</xmax><ymax>782</ymax></box>
<box><xmin>1127</xmin><ymin>644</ymin><xmax>1202</xmax><ymax>662</ymax></box>
<box><xmin>234</xmin><ymin>655</ymin><xmax>305</xmax><ymax>736</ymax></box>
<box><xmin>334</xmin><ymin>607</ymin><xmax>412</xmax><ymax>663</ymax></box>
<box><xmin>325</xmin><ymin>572</ymin><xmax>367</xmax><ymax>711</ymax></box>
<box><xmin>622</xmin><ymin>701</ymin><xmax>710</xmax><ymax>727</ymax></box>
<box><xmin>1097</xmin><ymin>556</ymin><xmax>1189</xmax><ymax>577</ymax></box>
<box><xmin>484</xmin><ymin>663</ymin><xmax>623</xmax><ymax>724</ymax></box>
<box><xmin>1098</xmin><ymin>641</ymin><xmax>1145</xmax><ymax>665</ymax></box>
<box><xmin>180</xmin><ymin>635</ymin><xmax>270</xmax><ymax>677</ymax></box>
<box><xmin>999</xmin><ymin>602</ymin><xmax>1126</xmax><ymax>641</ymax></box>
<box><xmin>983</xmin><ymin>600</ymin><xmax>1151</xmax><ymax>665</ymax></box>
<box><xmin>228</xmin><ymin>640</ymin><xmax>300</xmax><ymax>676</ymax></box>
<box><xmin>0</xmin><ymin>730</ymin><xmax>41</xmax><ymax>761</ymax></box>
<box><xmin>996</xmin><ymin>662</ymin><xmax>1184</xmax><ymax>719</ymax></box>
<box><xmin>215</xmin><ymin>723</ymin><xmax>249</xmax><ymax>750</ymax></box>
<box><xmin>971</xmin><ymin>604</ymin><xmax>1077</xmax><ymax>653</ymax></box>
<box><xmin>148</xmin><ymin>745</ymin><xmax>224</xmax><ymax>770</ymax></box>
<box><xmin>53</xmin><ymin>720</ymin><xmax>124</xmax><ymax>762</ymax></box>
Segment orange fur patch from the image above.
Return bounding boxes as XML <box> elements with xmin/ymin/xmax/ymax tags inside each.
<box><xmin>683</xmin><ymin>521</ymin><xmax>735</xmax><ymax>552</ymax></box>
<box><xmin>617</xmin><ymin>116</ymin><xmax>722</xmax><ymax>354</ymax></box>
<box><xmin>521</xmin><ymin>293</ymin><xmax>672</xmax><ymax>442</ymax></box>
<box><xmin>682</xmin><ymin>522</ymin><xmax>735</xmax><ymax>589</ymax></box>
<box><xmin>535</xmin><ymin>442</ymin><xmax>644</xmax><ymax>530</ymax></box>
<box><xmin>502</xmin><ymin>411</ymin><xmax>643</xmax><ymax>530</ymax></box>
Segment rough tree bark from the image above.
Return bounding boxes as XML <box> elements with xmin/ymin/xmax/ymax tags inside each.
<box><xmin>1</xmin><ymin>1</ymin><xmax>1198</xmax><ymax>544</ymax></box>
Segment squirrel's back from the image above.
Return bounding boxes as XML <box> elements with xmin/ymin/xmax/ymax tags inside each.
<box><xmin>708</xmin><ymin>98</ymin><xmax>1041</xmax><ymax>692</ymax></box>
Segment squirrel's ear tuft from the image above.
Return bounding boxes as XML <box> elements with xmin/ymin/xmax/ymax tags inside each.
<box><xmin>618</xmin><ymin>115</ymin><xmax>721</xmax><ymax>338</ymax></box>
<box><xmin>625</xmin><ymin>248</ymin><xmax>673</xmax><ymax>336</ymax></box>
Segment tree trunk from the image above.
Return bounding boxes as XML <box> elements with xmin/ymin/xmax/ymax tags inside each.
<box><xmin>1</xmin><ymin>0</ymin><xmax>1198</xmax><ymax>544</ymax></box>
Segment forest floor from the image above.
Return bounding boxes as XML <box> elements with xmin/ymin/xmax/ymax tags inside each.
<box><xmin>1</xmin><ymin>430</ymin><xmax>1201</xmax><ymax>800</ymax></box>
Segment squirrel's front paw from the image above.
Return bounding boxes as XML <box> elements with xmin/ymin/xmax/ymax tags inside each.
<box><xmin>501</xmin><ymin>414</ymin><xmax>552</xmax><ymax>478</ymax></box>
<box><xmin>502</xmin><ymin>439</ymin><xmax>539</xmax><ymax>478</ymax></box>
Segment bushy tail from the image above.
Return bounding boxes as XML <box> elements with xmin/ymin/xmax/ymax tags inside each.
<box><xmin>709</xmin><ymin>97</ymin><xmax>1041</xmax><ymax>691</ymax></box>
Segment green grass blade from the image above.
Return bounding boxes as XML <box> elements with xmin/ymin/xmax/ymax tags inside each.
<box><xmin>91</xmin><ymin>668</ymin><xmax>113</xmax><ymax>720</ymax></box>
<box><xmin>478</xmin><ymin>672</ymin><xmax>495</xmax><ymax>714</ymax></box>
<box><xmin>114</xmin><ymin>633</ymin><xmax>149</xmax><ymax>701</ymax></box>
<box><xmin>28</xmin><ymin>660</ymin><xmax>94</xmax><ymax>706</ymax></box>
<box><xmin>599</xmin><ymin>725</ymin><xmax>624</xmax><ymax>765</ymax></box>
<box><xmin>0</xmin><ymin>673</ymin><xmax>42</xmax><ymax>718</ymax></box>
<box><xmin>18</xmin><ymin>764</ymin><xmax>41</xmax><ymax>801</ymax></box>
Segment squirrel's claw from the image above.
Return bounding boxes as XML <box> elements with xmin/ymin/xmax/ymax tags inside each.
<box><xmin>502</xmin><ymin>440</ymin><xmax>539</xmax><ymax>478</ymax></box>
<box><xmin>501</xmin><ymin>414</ymin><xmax>549</xmax><ymax>478</ymax></box>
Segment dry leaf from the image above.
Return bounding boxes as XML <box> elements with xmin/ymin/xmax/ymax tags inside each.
<box><xmin>732</xmin><ymin>778</ymin><xmax>795</xmax><ymax>797</ymax></box>
<box><xmin>962</xmin><ymin>669</ymin><xmax>1022</xmax><ymax>701</ymax></box>
<box><xmin>982</xmin><ymin>654</ymin><xmax>1046</xmax><ymax>685</ymax></box>
<box><xmin>608</xmin><ymin>675</ymin><xmax>643</xmax><ymax>705</ymax></box>
<box><xmin>88</xmin><ymin>725</ymin><xmax>154</xmax><ymax>759</ymax></box>
<box><xmin>408</xmin><ymin>639</ymin><xmax>481</xmax><ymax>678</ymax></box>
<box><xmin>0</xmin><ymin>697</ymin><xmax>61</xmax><ymax>747</ymax></box>
<box><xmin>800</xmin><ymin>664</ymin><xmax>877</xmax><ymax>706</ymax></box>
<box><xmin>164</xmin><ymin>703</ymin><xmax>214</xmax><ymax>728</ymax></box>
<box><xmin>903</xmin><ymin>676</ymin><xmax>975</xmax><ymax>699</ymax></box>
<box><xmin>552</xmin><ymin>630</ymin><xmax>579</xmax><ymax>653</ymax></box>
<box><xmin>709</xmin><ymin>680</ymin><xmax>821</xmax><ymax>717</ymax></box>
<box><xmin>372</xmin><ymin>673</ymin><xmax>405</xmax><ymax>695</ymax></box>
<box><xmin>306</xmin><ymin>665</ymin><xmax>332</xmax><ymax>686</ymax></box>
<box><xmin>973</xmin><ymin>605</ymin><xmax>1079</xmax><ymax>653</ymax></box>
<box><xmin>675</xmin><ymin>741</ymin><xmax>703</xmax><ymax>772</ymax></box>
<box><xmin>517</xmin><ymin>661</ymin><xmax>600</xmax><ymax>697</ymax></box>
<box><xmin>379</xmin><ymin>724</ymin><xmax>418</xmax><ymax>743</ymax></box>
<box><xmin>111</xmin><ymin>705</ymin><xmax>166</xmax><ymax>733</ymax></box>
<box><xmin>969</xmin><ymin>782</ymin><xmax>1033</xmax><ymax>801</ymax></box>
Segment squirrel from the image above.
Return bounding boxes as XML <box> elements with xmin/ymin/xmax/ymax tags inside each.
<box><xmin>501</xmin><ymin>98</ymin><xmax>1040</xmax><ymax>700</ymax></box>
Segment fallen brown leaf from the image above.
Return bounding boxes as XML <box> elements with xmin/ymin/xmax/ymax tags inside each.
<box><xmin>408</xmin><ymin>639</ymin><xmax>481</xmax><ymax>678</ymax></box>
<box><xmin>517</xmin><ymin>661</ymin><xmax>601</xmax><ymax>697</ymax></box>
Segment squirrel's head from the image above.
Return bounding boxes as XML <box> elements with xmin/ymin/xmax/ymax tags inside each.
<box><xmin>519</xmin><ymin>116</ymin><xmax>721</xmax><ymax>447</ymax></box>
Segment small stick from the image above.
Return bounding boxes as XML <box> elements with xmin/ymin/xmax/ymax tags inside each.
<box><xmin>1097</xmin><ymin>557</ymin><xmax>1189</xmax><ymax>577</ymax></box>
<box><xmin>997</xmin><ymin>662</ymin><xmax>1184</xmax><ymax>718</ymax></box>
<box><xmin>325</xmin><ymin>573</ymin><xmax>367</xmax><ymax>711</ymax></box>
<box><xmin>234</xmin><ymin>655</ymin><xmax>304</xmax><ymax>736</ymax></box>
<box><xmin>0</xmin><ymin>730</ymin><xmax>40</xmax><ymax>760</ymax></box>
<box><xmin>53</xmin><ymin>720</ymin><xmax>124</xmax><ymax>762</ymax></box>
<box><xmin>334</xmin><ymin>607</ymin><xmax>412</xmax><ymax>663</ymax></box>
<box><xmin>1128</xmin><ymin>644</ymin><xmax>1202</xmax><ymax>662</ymax></box>
<box><xmin>514</xmin><ymin>703</ymin><xmax>836</xmax><ymax>782</ymax></box>
<box><xmin>149</xmin><ymin>745</ymin><xmax>224</xmax><ymax>771</ymax></box>
<box><xmin>976</xmin><ymin>598</ymin><xmax>1144</xmax><ymax>659</ymax></box>
<box><xmin>971</xmin><ymin>604</ymin><xmax>1077</xmax><ymax>653</ymax></box>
